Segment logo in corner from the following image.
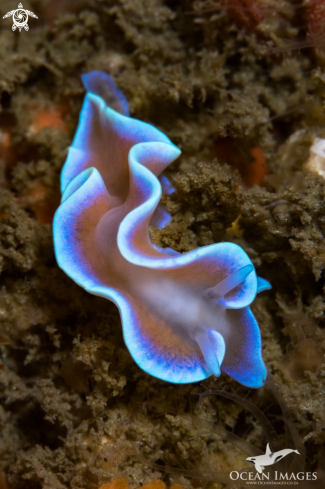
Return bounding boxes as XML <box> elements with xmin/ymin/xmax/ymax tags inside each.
<box><xmin>246</xmin><ymin>443</ymin><xmax>300</xmax><ymax>474</ymax></box>
<box><xmin>3</xmin><ymin>3</ymin><xmax>38</xmax><ymax>32</ymax></box>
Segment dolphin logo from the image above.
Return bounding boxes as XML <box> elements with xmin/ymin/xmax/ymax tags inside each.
<box><xmin>246</xmin><ymin>444</ymin><xmax>300</xmax><ymax>474</ymax></box>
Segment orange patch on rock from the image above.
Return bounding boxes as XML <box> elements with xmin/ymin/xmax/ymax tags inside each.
<box><xmin>33</xmin><ymin>194</ymin><xmax>61</xmax><ymax>225</ymax></box>
<box><xmin>141</xmin><ymin>480</ymin><xmax>166</xmax><ymax>489</ymax></box>
<box><xmin>0</xmin><ymin>130</ymin><xmax>11</xmax><ymax>151</ymax></box>
<box><xmin>0</xmin><ymin>463</ymin><xmax>8</xmax><ymax>489</ymax></box>
<box><xmin>308</xmin><ymin>0</ymin><xmax>325</xmax><ymax>36</ymax></box>
<box><xmin>0</xmin><ymin>130</ymin><xmax>14</xmax><ymax>182</ymax></box>
<box><xmin>215</xmin><ymin>138</ymin><xmax>268</xmax><ymax>187</ymax></box>
<box><xmin>307</xmin><ymin>0</ymin><xmax>325</xmax><ymax>65</ymax></box>
<box><xmin>98</xmin><ymin>478</ymin><xmax>129</xmax><ymax>489</ymax></box>
<box><xmin>228</xmin><ymin>0</ymin><xmax>263</xmax><ymax>30</ymax></box>
<box><xmin>245</xmin><ymin>146</ymin><xmax>268</xmax><ymax>187</ymax></box>
<box><xmin>25</xmin><ymin>186</ymin><xmax>48</xmax><ymax>200</ymax></box>
<box><xmin>29</xmin><ymin>108</ymin><xmax>66</xmax><ymax>135</ymax></box>
<box><xmin>21</xmin><ymin>185</ymin><xmax>61</xmax><ymax>224</ymax></box>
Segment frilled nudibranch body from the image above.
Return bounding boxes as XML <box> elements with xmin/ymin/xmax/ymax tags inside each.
<box><xmin>53</xmin><ymin>71</ymin><xmax>271</xmax><ymax>387</ymax></box>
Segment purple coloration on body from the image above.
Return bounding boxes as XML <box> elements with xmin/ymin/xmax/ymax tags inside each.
<box><xmin>53</xmin><ymin>71</ymin><xmax>271</xmax><ymax>386</ymax></box>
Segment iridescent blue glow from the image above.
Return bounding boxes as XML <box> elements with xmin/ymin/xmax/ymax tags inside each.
<box><xmin>82</xmin><ymin>71</ymin><xmax>130</xmax><ymax>116</ymax></box>
<box><xmin>159</xmin><ymin>175</ymin><xmax>175</xmax><ymax>195</ymax></box>
<box><xmin>53</xmin><ymin>71</ymin><xmax>270</xmax><ymax>387</ymax></box>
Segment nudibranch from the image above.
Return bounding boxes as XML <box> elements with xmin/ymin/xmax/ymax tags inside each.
<box><xmin>53</xmin><ymin>71</ymin><xmax>271</xmax><ymax>387</ymax></box>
